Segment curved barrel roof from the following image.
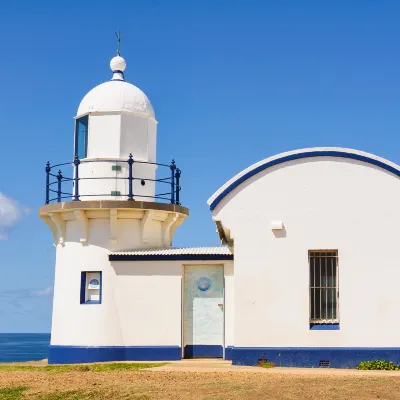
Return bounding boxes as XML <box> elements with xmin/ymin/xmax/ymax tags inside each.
<box><xmin>207</xmin><ymin>147</ymin><xmax>400</xmax><ymax>211</ymax></box>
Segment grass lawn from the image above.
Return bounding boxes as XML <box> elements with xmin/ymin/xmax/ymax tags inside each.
<box><xmin>0</xmin><ymin>363</ymin><xmax>166</xmax><ymax>373</ymax></box>
<box><xmin>1</xmin><ymin>362</ymin><xmax>400</xmax><ymax>399</ymax></box>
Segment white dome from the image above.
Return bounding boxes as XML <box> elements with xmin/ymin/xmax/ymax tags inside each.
<box><xmin>77</xmin><ymin>80</ymin><xmax>155</xmax><ymax>118</ymax></box>
<box><xmin>77</xmin><ymin>55</ymin><xmax>155</xmax><ymax>119</ymax></box>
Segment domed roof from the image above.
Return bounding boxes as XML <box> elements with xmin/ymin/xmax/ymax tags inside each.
<box><xmin>76</xmin><ymin>56</ymin><xmax>155</xmax><ymax>119</ymax></box>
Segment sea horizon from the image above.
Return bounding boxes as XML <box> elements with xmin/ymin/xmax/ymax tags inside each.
<box><xmin>0</xmin><ymin>333</ymin><xmax>51</xmax><ymax>363</ymax></box>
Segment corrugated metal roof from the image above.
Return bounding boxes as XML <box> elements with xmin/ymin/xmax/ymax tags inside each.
<box><xmin>109</xmin><ymin>247</ymin><xmax>232</xmax><ymax>256</ymax></box>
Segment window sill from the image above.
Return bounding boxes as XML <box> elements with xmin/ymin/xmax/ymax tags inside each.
<box><xmin>310</xmin><ymin>323</ymin><xmax>340</xmax><ymax>330</ymax></box>
<box><xmin>81</xmin><ymin>300</ymin><xmax>101</xmax><ymax>305</ymax></box>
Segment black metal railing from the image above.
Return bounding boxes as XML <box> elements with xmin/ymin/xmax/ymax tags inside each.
<box><xmin>45</xmin><ymin>154</ymin><xmax>181</xmax><ymax>205</ymax></box>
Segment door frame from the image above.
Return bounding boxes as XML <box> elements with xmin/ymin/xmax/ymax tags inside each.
<box><xmin>181</xmin><ymin>263</ymin><xmax>225</xmax><ymax>359</ymax></box>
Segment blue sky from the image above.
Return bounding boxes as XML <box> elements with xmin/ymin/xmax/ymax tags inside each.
<box><xmin>1</xmin><ymin>1</ymin><xmax>400</xmax><ymax>332</ymax></box>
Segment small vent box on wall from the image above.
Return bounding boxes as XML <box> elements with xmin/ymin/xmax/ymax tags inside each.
<box><xmin>319</xmin><ymin>360</ymin><xmax>330</xmax><ymax>368</ymax></box>
<box><xmin>271</xmin><ymin>220</ymin><xmax>283</xmax><ymax>230</ymax></box>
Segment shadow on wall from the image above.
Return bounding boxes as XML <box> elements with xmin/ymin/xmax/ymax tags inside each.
<box><xmin>272</xmin><ymin>224</ymin><xmax>286</xmax><ymax>238</ymax></box>
<box><xmin>111</xmin><ymin>261</ymin><xmax>182</xmax><ymax>276</ymax></box>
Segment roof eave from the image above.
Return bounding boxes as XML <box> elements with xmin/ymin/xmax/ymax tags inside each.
<box><xmin>109</xmin><ymin>253</ymin><xmax>234</xmax><ymax>261</ymax></box>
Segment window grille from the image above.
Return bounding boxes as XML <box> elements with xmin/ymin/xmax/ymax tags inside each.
<box><xmin>309</xmin><ymin>250</ymin><xmax>338</xmax><ymax>324</ymax></box>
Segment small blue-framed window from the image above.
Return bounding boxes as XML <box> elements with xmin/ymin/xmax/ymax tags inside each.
<box><xmin>75</xmin><ymin>115</ymin><xmax>89</xmax><ymax>159</ymax></box>
<box><xmin>80</xmin><ymin>271</ymin><xmax>102</xmax><ymax>304</ymax></box>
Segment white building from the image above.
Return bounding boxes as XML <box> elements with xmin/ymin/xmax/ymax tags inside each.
<box><xmin>40</xmin><ymin>50</ymin><xmax>400</xmax><ymax>368</ymax></box>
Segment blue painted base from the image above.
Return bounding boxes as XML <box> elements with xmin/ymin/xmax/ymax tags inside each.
<box><xmin>49</xmin><ymin>345</ymin><xmax>400</xmax><ymax>367</ymax></box>
<box><xmin>232</xmin><ymin>347</ymin><xmax>400</xmax><ymax>368</ymax></box>
<box><xmin>184</xmin><ymin>345</ymin><xmax>223</xmax><ymax>358</ymax></box>
<box><xmin>48</xmin><ymin>346</ymin><xmax>181</xmax><ymax>364</ymax></box>
<box><xmin>224</xmin><ymin>346</ymin><xmax>233</xmax><ymax>360</ymax></box>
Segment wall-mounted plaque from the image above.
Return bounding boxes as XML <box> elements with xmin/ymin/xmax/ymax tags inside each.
<box><xmin>88</xmin><ymin>278</ymin><xmax>100</xmax><ymax>289</ymax></box>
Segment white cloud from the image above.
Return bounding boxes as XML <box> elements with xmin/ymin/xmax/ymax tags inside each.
<box><xmin>31</xmin><ymin>287</ymin><xmax>53</xmax><ymax>297</ymax></box>
<box><xmin>0</xmin><ymin>193</ymin><xmax>29</xmax><ymax>240</ymax></box>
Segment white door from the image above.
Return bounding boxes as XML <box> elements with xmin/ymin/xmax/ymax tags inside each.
<box><xmin>183</xmin><ymin>265</ymin><xmax>224</xmax><ymax>358</ymax></box>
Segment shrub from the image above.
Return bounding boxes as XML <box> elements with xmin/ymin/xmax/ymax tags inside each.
<box><xmin>357</xmin><ymin>360</ymin><xmax>400</xmax><ymax>370</ymax></box>
<box><xmin>258</xmin><ymin>359</ymin><xmax>275</xmax><ymax>368</ymax></box>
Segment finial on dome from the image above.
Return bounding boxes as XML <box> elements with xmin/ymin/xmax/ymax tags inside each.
<box><xmin>110</xmin><ymin>31</ymin><xmax>126</xmax><ymax>81</ymax></box>
<box><xmin>115</xmin><ymin>31</ymin><xmax>125</xmax><ymax>56</ymax></box>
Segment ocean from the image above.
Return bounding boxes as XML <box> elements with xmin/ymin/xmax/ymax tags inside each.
<box><xmin>0</xmin><ymin>333</ymin><xmax>50</xmax><ymax>363</ymax></box>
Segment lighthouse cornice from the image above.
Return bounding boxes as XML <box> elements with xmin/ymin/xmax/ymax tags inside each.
<box><xmin>74</xmin><ymin>110</ymin><xmax>158</xmax><ymax>124</ymax></box>
<box><xmin>39</xmin><ymin>200</ymin><xmax>189</xmax><ymax>248</ymax></box>
<box><xmin>39</xmin><ymin>199</ymin><xmax>189</xmax><ymax>215</ymax></box>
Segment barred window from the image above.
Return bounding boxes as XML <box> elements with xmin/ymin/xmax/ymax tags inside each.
<box><xmin>309</xmin><ymin>250</ymin><xmax>339</xmax><ymax>323</ymax></box>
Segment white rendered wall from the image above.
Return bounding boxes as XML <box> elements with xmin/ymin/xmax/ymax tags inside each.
<box><xmin>50</xmin><ymin>217</ymin><xmax>234</xmax><ymax>350</ymax></box>
<box><xmin>111</xmin><ymin>261</ymin><xmax>182</xmax><ymax>346</ymax></box>
<box><xmin>120</xmin><ymin>115</ymin><xmax>157</xmax><ymax>161</ymax></box>
<box><xmin>78</xmin><ymin>113</ymin><xmax>157</xmax><ymax>201</ymax></box>
<box><xmin>78</xmin><ymin>162</ymin><xmax>157</xmax><ymax>201</ymax></box>
<box><xmin>51</xmin><ymin>219</ymin><xmax>122</xmax><ymax>346</ymax></box>
<box><xmin>87</xmin><ymin>114</ymin><xmax>121</xmax><ymax>158</ymax></box>
<box><xmin>224</xmin><ymin>261</ymin><xmax>234</xmax><ymax>348</ymax></box>
<box><xmin>211</xmin><ymin>156</ymin><xmax>400</xmax><ymax>348</ymax></box>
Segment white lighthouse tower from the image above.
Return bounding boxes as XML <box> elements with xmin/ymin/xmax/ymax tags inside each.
<box><xmin>39</xmin><ymin>44</ymin><xmax>189</xmax><ymax>363</ymax></box>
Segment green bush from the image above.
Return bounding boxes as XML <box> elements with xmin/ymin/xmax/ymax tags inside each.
<box><xmin>258</xmin><ymin>360</ymin><xmax>275</xmax><ymax>368</ymax></box>
<box><xmin>357</xmin><ymin>360</ymin><xmax>400</xmax><ymax>370</ymax></box>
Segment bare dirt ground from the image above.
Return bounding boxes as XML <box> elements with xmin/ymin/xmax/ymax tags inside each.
<box><xmin>1</xmin><ymin>360</ymin><xmax>400</xmax><ymax>399</ymax></box>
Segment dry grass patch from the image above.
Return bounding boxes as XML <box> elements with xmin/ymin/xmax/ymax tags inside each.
<box><xmin>1</xmin><ymin>368</ymin><xmax>400</xmax><ymax>399</ymax></box>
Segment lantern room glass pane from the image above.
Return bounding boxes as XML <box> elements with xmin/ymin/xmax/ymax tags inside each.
<box><xmin>75</xmin><ymin>116</ymin><xmax>88</xmax><ymax>159</ymax></box>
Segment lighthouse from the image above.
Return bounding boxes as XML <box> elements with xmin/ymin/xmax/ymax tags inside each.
<box><xmin>39</xmin><ymin>46</ymin><xmax>190</xmax><ymax>363</ymax></box>
<box><xmin>37</xmin><ymin>38</ymin><xmax>400</xmax><ymax>369</ymax></box>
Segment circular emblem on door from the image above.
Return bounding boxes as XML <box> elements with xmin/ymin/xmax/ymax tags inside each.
<box><xmin>197</xmin><ymin>277</ymin><xmax>211</xmax><ymax>291</ymax></box>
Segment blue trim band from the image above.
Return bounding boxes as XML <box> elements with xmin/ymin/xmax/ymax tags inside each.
<box><xmin>48</xmin><ymin>345</ymin><xmax>181</xmax><ymax>364</ymax></box>
<box><xmin>232</xmin><ymin>347</ymin><xmax>400</xmax><ymax>368</ymax></box>
<box><xmin>99</xmin><ymin>271</ymin><xmax>102</xmax><ymax>304</ymax></box>
<box><xmin>209</xmin><ymin>150</ymin><xmax>400</xmax><ymax>211</ymax></box>
<box><xmin>80</xmin><ymin>272</ymin><xmax>85</xmax><ymax>304</ymax></box>
<box><xmin>310</xmin><ymin>323</ymin><xmax>340</xmax><ymax>330</ymax></box>
<box><xmin>111</xmin><ymin>70</ymin><xmax>124</xmax><ymax>80</ymax></box>
<box><xmin>184</xmin><ymin>345</ymin><xmax>223</xmax><ymax>358</ymax></box>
